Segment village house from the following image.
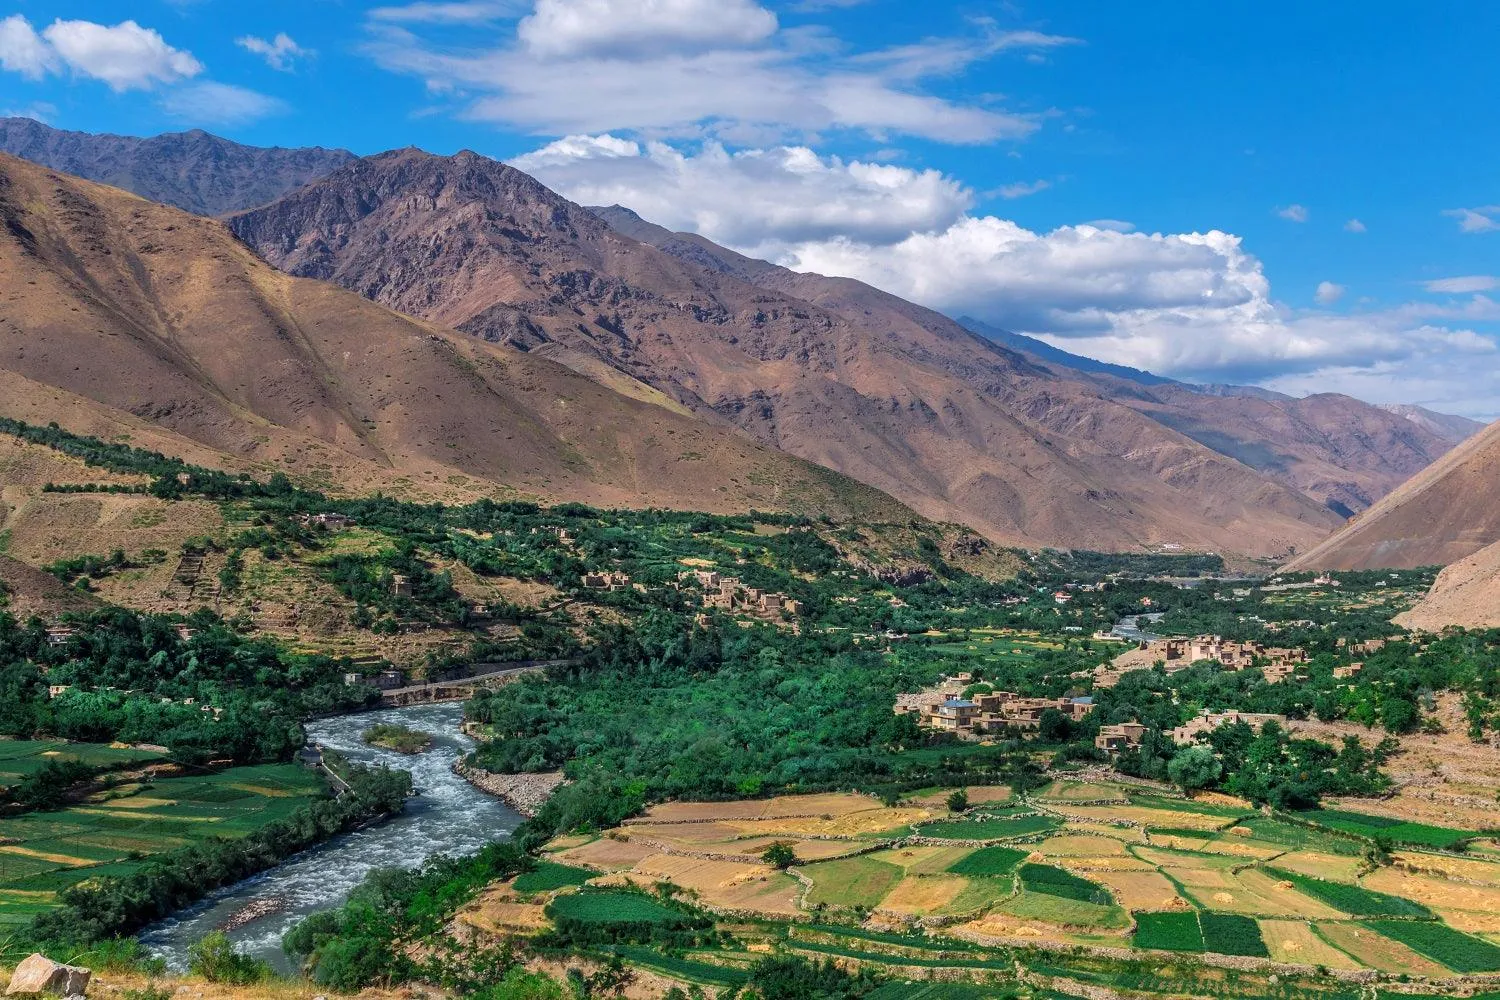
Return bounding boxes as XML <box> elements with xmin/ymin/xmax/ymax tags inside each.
<box><xmin>1169</xmin><ymin>709</ymin><xmax>1287</xmax><ymax>745</ymax></box>
<box><xmin>583</xmin><ymin>571</ymin><xmax>631</xmax><ymax>591</ymax></box>
<box><xmin>391</xmin><ymin>574</ymin><xmax>413</xmax><ymax>598</ymax></box>
<box><xmin>300</xmin><ymin>512</ymin><xmax>356</xmax><ymax>530</ymax></box>
<box><xmin>1101</xmin><ymin>635</ymin><xmax>1308</xmax><ymax>686</ymax></box>
<box><xmin>1333</xmin><ymin>662</ymin><xmax>1364</xmax><ymax>680</ymax></box>
<box><xmin>47</xmin><ymin>685</ymin><xmax>71</xmax><ymax>699</ymax></box>
<box><xmin>343</xmin><ymin>669</ymin><xmax>407</xmax><ymax>691</ymax></box>
<box><xmin>45</xmin><ymin>626</ymin><xmax>77</xmax><ymax>648</ymax></box>
<box><xmin>897</xmin><ymin>677</ymin><xmax>1094</xmax><ymax>737</ymax></box>
<box><xmin>1095</xmin><ymin>721</ymin><xmax>1148</xmax><ymax>754</ymax></box>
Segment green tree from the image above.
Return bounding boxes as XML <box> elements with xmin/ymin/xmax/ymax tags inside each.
<box><xmin>1167</xmin><ymin>745</ymin><xmax>1222</xmax><ymax>795</ymax></box>
<box><xmin>762</xmin><ymin>842</ymin><xmax>798</xmax><ymax>870</ymax></box>
<box><xmin>946</xmin><ymin>788</ymin><xmax>970</xmax><ymax>813</ymax></box>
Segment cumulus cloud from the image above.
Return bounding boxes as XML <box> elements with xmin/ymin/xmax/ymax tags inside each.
<box><xmin>1425</xmin><ymin>275</ymin><xmax>1498</xmax><ymax>294</ymax></box>
<box><xmin>0</xmin><ymin>15</ymin><xmax>58</xmax><ymax>79</ymax></box>
<box><xmin>1344</xmin><ymin>218</ymin><xmax>1367</xmax><ymax>233</ymax></box>
<box><xmin>519</xmin><ymin>0</ymin><xmax>777</xmax><ymax>58</ymax></box>
<box><xmin>362</xmin><ymin>0</ymin><xmax>1061</xmax><ymax>143</ymax></box>
<box><xmin>1275</xmin><ymin>204</ymin><xmax>1308</xmax><ymax>223</ymax></box>
<box><xmin>236</xmin><ymin>32</ymin><xmax>312</xmax><ymax>71</ymax></box>
<box><xmin>1315</xmin><ymin>281</ymin><xmax>1345</xmax><ymax>305</ymax></box>
<box><xmin>159</xmin><ymin>81</ymin><xmax>287</xmax><ymax>124</ymax></box>
<box><xmin>513</xmin><ymin>135</ymin><xmax>973</xmax><ymax>247</ymax></box>
<box><xmin>1444</xmin><ymin>206</ymin><xmax>1500</xmax><ymax>233</ymax></box>
<box><xmin>42</xmin><ymin>19</ymin><xmax>202</xmax><ymax>91</ymax></box>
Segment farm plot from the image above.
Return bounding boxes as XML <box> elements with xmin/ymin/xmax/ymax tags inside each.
<box><xmin>916</xmin><ymin>815</ymin><xmax>1060</xmax><ymax>841</ymax></box>
<box><xmin>630</xmin><ymin>854</ymin><xmax>801</xmax><ymax>916</ymax></box>
<box><xmin>1360</xmin><ymin>867</ymin><xmax>1500</xmax><ymax>915</ymax></box>
<box><xmin>1313</xmin><ymin>922</ymin><xmax>1451</xmax><ymax>976</ymax></box>
<box><xmin>1063</xmin><ymin>805</ymin><xmax>1229</xmax><ymax>832</ymax></box>
<box><xmin>0</xmin><ymin>740</ymin><xmax>165</xmax><ymax>788</ymax></box>
<box><xmin>1198</xmin><ymin>911</ymin><xmax>1269</xmax><ymax>957</ymax></box>
<box><xmin>1132</xmin><ymin>911</ymin><xmax>1204</xmax><ymax>952</ymax></box>
<box><xmin>512</xmin><ymin>861</ymin><xmax>595</xmax><ymax>895</ymax></box>
<box><xmin>547</xmin><ymin>890</ymin><xmax>690</xmax><ymax>926</ymax></box>
<box><xmin>1258</xmin><ymin>919</ymin><xmax>1364</xmax><ymax>969</ymax></box>
<box><xmin>1363</xmin><ymin>920</ymin><xmax>1500</xmax><ymax>973</ymax></box>
<box><xmin>1018</xmin><ymin>864</ymin><xmax>1112</xmax><ymax>905</ymax></box>
<box><xmin>907</xmin><ymin>785</ymin><xmax>1013</xmax><ymax>809</ymax></box>
<box><xmin>945</xmin><ymin>846</ymin><xmax>1027</xmax><ymax>876</ymax></box>
<box><xmin>0</xmin><ymin>764</ymin><xmax>326</xmax><ymax>918</ymax></box>
<box><xmin>1299</xmin><ymin>809</ymin><xmax>1475</xmax><ymax>850</ymax></box>
<box><xmin>1264</xmin><ymin>867</ymin><xmax>1431</xmax><ymax>917</ymax></box>
<box><xmin>869</xmin><ymin>845</ymin><xmax>974</xmax><ymax>875</ymax></box>
<box><xmin>1086</xmin><ymin>870</ymin><xmax>1184</xmax><ymax>911</ymax></box>
<box><xmin>803</xmin><ymin>856</ymin><xmax>905</xmax><ymax>909</ymax></box>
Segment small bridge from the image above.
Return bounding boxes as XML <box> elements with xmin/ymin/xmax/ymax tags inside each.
<box><xmin>377</xmin><ymin>658</ymin><xmax>580</xmax><ymax>707</ymax></box>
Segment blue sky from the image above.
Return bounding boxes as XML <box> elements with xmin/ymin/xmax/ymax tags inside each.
<box><xmin>2</xmin><ymin>0</ymin><xmax>1497</xmax><ymax>415</ymax></box>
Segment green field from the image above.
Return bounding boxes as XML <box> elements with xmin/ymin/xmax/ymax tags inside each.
<box><xmin>1300</xmin><ymin>809</ymin><xmax>1475</xmax><ymax>850</ymax></box>
<box><xmin>1364</xmin><ymin>920</ymin><xmax>1500</xmax><ymax>973</ymax></box>
<box><xmin>1263</xmin><ymin>867</ymin><xmax>1431</xmax><ymax>917</ymax></box>
<box><xmin>0</xmin><ymin>739</ymin><xmax>166</xmax><ymax>789</ymax></box>
<box><xmin>1132</xmin><ymin>911</ymin><xmax>1204</xmax><ymax>952</ymax></box>
<box><xmin>1018</xmin><ymin>863</ymin><xmax>1112</xmax><ymax>905</ymax></box>
<box><xmin>803</xmin><ymin>855</ymin><xmax>905</xmax><ymax>908</ymax></box>
<box><xmin>548</xmin><ymin>891</ymin><xmax>688</xmax><ymax>925</ymax></box>
<box><xmin>917</xmin><ymin>814</ymin><xmax>1060</xmax><ymax>841</ymax></box>
<box><xmin>513</xmin><ymin>861</ymin><xmax>594</xmax><ymax>894</ymax></box>
<box><xmin>0</xmin><ymin>764</ymin><xmax>327</xmax><ymax>922</ymax></box>
<box><xmin>1232</xmin><ymin>816</ymin><xmax>1365</xmax><ymax>855</ymax></box>
<box><xmin>1198</xmin><ymin>912</ymin><xmax>1268</xmax><ymax>957</ymax></box>
<box><xmin>946</xmin><ymin>845</ymin><xmax>1027</xmax><ymax>876</ymax></box>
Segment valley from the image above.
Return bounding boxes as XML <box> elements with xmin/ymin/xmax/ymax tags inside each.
<box><xmin>0</xmin><ymin>119</ymin><xmax>1497</xmax><ymax>1000</ymax></box>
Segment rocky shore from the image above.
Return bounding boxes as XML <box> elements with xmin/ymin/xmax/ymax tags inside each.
<box><xmin>452</xmin><ymin>762</ymin><xmax>564</xmax><ymax>817</ymax></box>
<box><xmin>220</xmin><ymin>895</ymin><xmax>287</xmax><ymax>932</ymax></box>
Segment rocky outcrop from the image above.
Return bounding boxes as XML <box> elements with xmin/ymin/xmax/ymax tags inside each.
<box><xmin>453</xmin><ymin>763</ymin><xmax>565</xmax><ymax>817</ymax></box>
<box><xmin>6</xmin><ymin>954</ymin><xmax>90</xmax><ymax>997</ymax></box>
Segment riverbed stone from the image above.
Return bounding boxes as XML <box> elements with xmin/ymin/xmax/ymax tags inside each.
<box><xmin>5</xmin><ymin>954</ymin><xmax>91</xmax><ymax>997</ymax></box>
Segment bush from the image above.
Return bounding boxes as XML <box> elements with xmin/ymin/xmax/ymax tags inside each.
<box><xmin>763</xmin><ymin>841</ymin><xmax>798</xmax><ymax>870</ymax></box>
<box><xmin>188</xmin><ymin>932</ymin><xmax>269</xmax><ymax>985</ymax></box>
<box><xmin>946</xmin><ymin>789</ymin><xmax>969</xmax><ymax>813</ymax></box>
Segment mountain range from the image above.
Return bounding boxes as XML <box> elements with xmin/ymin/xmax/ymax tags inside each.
<box><xmin>0</xmin><ymin>152</ymin><xmax>900</xmax><ymax>523</ymax></box>
<box><xmin>0</xmin><ymin>118</ymin><xmax>1489</xmax><ymax>559</ymax></box>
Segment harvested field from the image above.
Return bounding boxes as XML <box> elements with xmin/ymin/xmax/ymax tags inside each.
<box><xmin>878</xmin><ymin>875</ymin><xmax>970</xmax><ymax>915</ymax></box>
<box><xmin>554</xmin><ymin>837</ymin><xmax>657</xmax><ymax>871</ymax></box>
<box><xmin>999</xmin><ymin>890</ymin><xmax>1128</xmax><ymax>929</ymax></box>
<box><xmin>1037</xmin><ymin>780</ymin><xmax>1128</xmax><ymax>803</ymax></box>
<box><xmin>1227</xmin><ymin>869</ymin><xmax>1345</xmax><ymax>919</ymax></box>
<box><xmin>461</xmin><ymin>896</ymin><xmax>551</xmax><ymax>934</ymax></box>
<box><xmin>908</xmin><ymin>785</ymin><xmax>1012</xmax><ymax>808</ymax></box>
<box><xmin>1063</xmin><ymin>806</ymin><xmax>1227</xmax><ymax>831</ymax></box>
<box><xmin>1259</xmin><ymin>920</ymin><xmax>1364</xmax><ymax>969</ymax></box>
<box><xmin>641</xmin><ymin>793</ymin><xmax>878</xmax><ymax>823</ymax></box>
<box><xmin>1313</xmin><ymin>921</ymin><xmax>1451</xmax><ymax>976</ymax></box>
<box><xmin>1271</xmin><ymin>851</ymin><xmax>1365</xmax><ymax>882</ymax></box>
<box><xmin>871</xmin><ymin>845</ymin><xmax>976</xmax><ymax>875</ymax></box>
<box><xmin>1361</xmin><ymin>867</ymin><xmax>1500</xmax><ymax>914</ymax></box>
<box><xmin>1086</xmin><ymin>870</ymin><xmax>1184</xmax><ymax>911</ymax></box>
<box><xmin>1433</xmin><ymin>908</ymin><xmax>1500</xmax><ymax>934</ymax></box>
<box><xmin>731</xmin><ymin>806</ymin><xmax>933</xmax><ymax>839</ymax></box>
<box><xmin>1034</xmin><ymin>834</ymin><xmax>1127</xmax><ymax>857</ymax></box>
<box><xmin>1396</xmin><ymin>851</ymin><xmax>1500</xmax><ymax>885</ymax></box>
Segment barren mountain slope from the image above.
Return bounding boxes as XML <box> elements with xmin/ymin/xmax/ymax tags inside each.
<box><xmin>1284</xmin><ymin>419</ymin><xmax>1500</xmax><ymax>571</ymax></box>
<box><xmin>594</xmin><ymin>206</ymin><xmax>1465</xmax><ymax>520</ymax></box>
<box><xmin>228</xmin><ymin>149</ymin><xmax>1341</xmax><ymax>555</ymax></box>
<box><xmin>0</xmin><ymin>153</ymin><xmax>904</xmax><ymax>521</ymax></box>
<box><xmin>1396</xmin><ymin>540</ymin><xmax>1500</xmax><ymax>630</ymax></box>
<box><xmin>0</xmin><ymin>117</ymin><xmax>353</xmax><ymax>215</ymax></box>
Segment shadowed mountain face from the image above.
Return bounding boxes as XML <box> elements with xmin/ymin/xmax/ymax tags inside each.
<box><xmin>226</xmin><ymin>149</ymin><xmax>1349</xmax><ymax>556</ymax></box>
<box><xmin>1286</xmin><ymin>418</ymin><xmax>1500</xmax><ymax>572</ymax></box>
<box><xmin>0</xmin><ymin>153</ymin><xmax>906</xmax><ymax>522</ymax></box>
<box><xmin>0</xmin><ymin>117</ymin><xmax>354</xmax><ymax>216</ymax></box>
<box><xmin>586</xmin><ymin>205</ymin><xmax>1471</xmax><ymax>529</ymax></box>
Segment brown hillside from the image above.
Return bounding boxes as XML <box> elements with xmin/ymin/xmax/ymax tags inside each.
<box><xmin>228</xmin><ymin>149</ymin><xmax>1343</xmax><ymax>555</ymax></box>
<box><xmin>1396</xmin><ymin>540</ymin><xmax>1500</xmax><ymax>631</ymax></box>
<box><xmin>593</xmin><ymin>206</ymin><xmax>1463</xmax><ymax>522</ymax></box>
<box><xmin>1284</xmin><ymin>418</ymin><xmax>1500</xmax><ymax>571</ymax></box>
<box><xmin>0</xmin><ymin>153</ymin><xmax>905</xmax><ymax>522</ymax></box>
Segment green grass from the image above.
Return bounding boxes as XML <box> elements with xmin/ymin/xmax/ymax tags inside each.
<box><xmin>548</xmin><ymin>891</ymin><xmax>686</xmax><ymax>925</ymax></box>
<box><xmin>803</xmin><ymin>856</ymin><xmax>905</xmax><ymax>908</ymax></box>
<box><xmin>1132</xmin><ymin>911</ymin><xmax>1205</xmax><ymax>952</ymax></box>
<box><xmin>799</xmin><ymin>923</ymin><xmax>986</xmax><ymax>954</ymax></box>
<box><xmin>867</xmin><ymin>983</ymin><xmax>1018</xmax><ymax>1000</ymax></box>
<box><xmin>1364</xmin><ymin>920</ymin><xmax>1500</xmax><ymax>973</ymax></box>
<box><xmin>1199</xmin><ymin>912</ymin><xmax>1268</xmax><ymax>957</ymax></box>
<box><xmin>513</xmin><ymin>861</ymin><xmax>595</xmax><ymax>894</ymax></box>
<box><xmin>1300</xmin><ymin>809</ymin><xmax>1475</xmax><ymax>850</ymax></box>
<box><xmin>602</xmin><ymin>946</ymin><xmax>749</xmax><ymax>986</ymax></box>
<box><xmin>0</xmin><ymin>739</ymin><xmax>166</xmax><ymax>788</ymax></box>
<box><xmin>946</xmin><ymin>845</ymin><xmax>1027</xmax><ymax>876</ymax></box>
<box><xmin>1264</xmin><ymin>867</ymin><xmax>1431</xmax><ymax>917</ymax></box>
<box><xmin>1018</xmin><ymin>863</ymin><xmax>1112</xmax><ymax>905</ymax></box>
<box><xmin>1232</xmin><ymin>816</ymin><xmax>1364</xmax><ymax>856</ymax></box>
<box><xmin>917</xmin><ymin>815</ymin><xmax>1059</xmax><ymax>841</ymax></box>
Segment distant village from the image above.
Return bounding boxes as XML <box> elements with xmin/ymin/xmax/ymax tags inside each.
<box><xmin>579</xmin><ymin>567</ymin><xmax>805</xmax><ymax>621</ymax></box>
<box><xmin>1093</xmin><ymin>634</ymin><xmax>1378</xmax><ymax>688</ymax></box>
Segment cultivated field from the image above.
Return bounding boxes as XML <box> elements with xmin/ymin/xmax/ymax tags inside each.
<box><xmin>529</xmin><ymin>778</ymin><xmax>1500</xmax><ymax>980</ymax></box>
<box><xmin>0</xmin><ymin>764</ymin><xmax>327</xmax><ymax>925</ymax></box>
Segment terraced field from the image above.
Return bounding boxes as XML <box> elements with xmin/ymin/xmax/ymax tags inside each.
<box><xmin>0</xmin><ymin>739</ymin><xmax>166</xmax><ymax>788</ymax></box>
<box><xmin>525</xmin><ymin>782</ymin><xmax>1500</xmax><ymax>983</ymax></box>
<box><xmin>0</xmin><ymin>764</ymin><xmax>327</xmax><ymax>924</ymax></box>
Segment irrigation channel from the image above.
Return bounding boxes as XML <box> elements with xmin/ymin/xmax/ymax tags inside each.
<box><xmin>141</xmin><ymin>702</ymin><xmax>524</xmax><ymax>972</ymax></box>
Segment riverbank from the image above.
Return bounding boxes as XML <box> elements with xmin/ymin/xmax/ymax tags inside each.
<box><xmin>453</xmin><ymin>762</ymin><xmax>565</xmax><ymax>817</ymax></box>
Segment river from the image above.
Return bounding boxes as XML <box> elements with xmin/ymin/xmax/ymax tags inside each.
<box><xmin>140</xmin><ymin>703</ymin><xmax>524</xmax><ymax>972</ymax></box>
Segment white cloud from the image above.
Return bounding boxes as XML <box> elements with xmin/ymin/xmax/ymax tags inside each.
<box><xmin>514</xmin><ymin>135</ymin><xmax>973</xmax><ymax>247</ymax></box>
<box><xmin>518</xmin><ymin>0</ymin><xmax>778</xmax><ymax>58</ymax></box>
<box><xmin>236</xmin><ymin>32</ymin><xmax>312</xmax><ymax>72</ymax></box>
<box><xmin>1315</xmin><ymin>281</ymin><xmax>1345</xmax><ymax>305</ymax></box>
<box><xmin>1344</xmin><ymin>218</ymin><xmax>1366</xmax><ymax>233</ymax></box>
<box><xmin>1444</xmin><ymin>206</ymin><xmax>1500</xmax><ymax>233</ymax></box>
<box><xmin>1275</xmin><ymin>204</ymin><xmax>1308</xmax><ymax>223</ymax></box>
<box><xmin>42</xmin><ymin>18</ymin><xmax>202</xmax><ymax>91</ymax></box>
<box><xmin>362</xmin><ymin>1</ymin><xmax>1055</xmax><ymax>144</ymax></box>
<box><xmin>993</xmin><ymin>179</ymin><xmax>1050</xmax><ymax>199</ymax></box>
<box><xmin>1082</xmin><ymin>219</ymin><xmax>1134</xmax><ymax>233</ymax></box>
<box><xmin>159</xmin><ymin>81</ymin><xmax>286</xmax><ymax>124</ymax></box>
<box><xmin>0</xmin><ymin>15</ymin><xmax>58</xmax><ymax>80</ymax></box>
<box><xmin>369</xmin><ymin>1</ymin><xmax>523</xmax><ymax>22</ymax></box>
<box><xmin>1425</xmin><ymin>275</ymin><xmax>1498</xmax><ymax>294</ymax></box>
